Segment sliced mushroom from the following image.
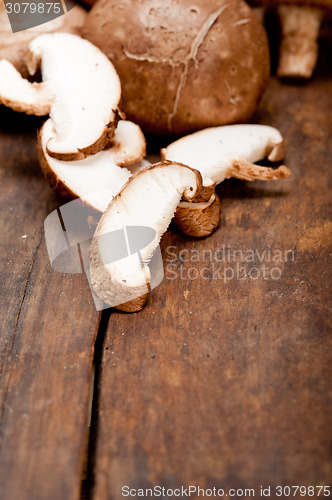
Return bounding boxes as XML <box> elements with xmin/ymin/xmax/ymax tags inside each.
<box><xmin>162</xmin><ymin>125</ymin><xmax>288</xmax><ymax>183</ymax></box>
<box><xmin>1</xmin><ymin>33</ymin><xmax>122</xmax><ymax>160</ymax></box>
<box><xmin>0</xmin><ymin>60</ymin><xmax>53</xmax><ymax>115</ymax></box>
<box><xmin>38</xmin><ymin>119</ymin><xmax>146</xmax><ymax>212</ymax></box>
<box><xmin>162</xmin><ymin>124</ymin><xmax>290</xmax><ymax>236</ymax></box>
<box><xmin>89</xmin><ymin>161</ymin><xmax>203</xmax><ymax>312</ymax></box>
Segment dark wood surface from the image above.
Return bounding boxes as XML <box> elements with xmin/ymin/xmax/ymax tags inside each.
<box><xmin>0</xmin><ymin>112</ymin><xmax>101</xmax><ymax>500</ymax></box>
<box><xmin>91</xmin><ymin>55</ymin><xmax>332</xmax><ymax>500</ymax></box>
<box><xmin>0</xmin><ymin>38</ymin><xmax>331</xmax><ymax>500</ymax></box>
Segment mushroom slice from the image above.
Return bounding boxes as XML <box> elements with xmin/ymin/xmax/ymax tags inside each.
<box><xmin>23</xmin><ymin>33</ymin><xmax>121</xmax><ymax>160</ymax></box>
<box><xmin>28</xmin><ymin>33</ymin><xmax>121</xmax><ymax>160</ymax></box>
<box><xmin>89</xmin><ymin>161</ymin><xmax>203</xmax><ymax>312</ymax></box>
<box><xmin>0</xmin><ymin>60</ymin><xmax>53</xmax><ymax>115</ymax></box>
<box><xmin>38</xmin><ymin>119</ymin><xmax>146</xmax><ymax>212</ymax></box>
<box><xmin>162</xmin><ymin>124</ymin><xmax>290</xmax><ymax>237</ymax></box>
<box><xmin>175</xmin><ymin>193</ymin><xmax>221</xmax><ymax>238</ymax></box>
<box><xmin>162</xmin><ymin>124</ymin><xmax>289</xmax><ymax>184</ymax></box>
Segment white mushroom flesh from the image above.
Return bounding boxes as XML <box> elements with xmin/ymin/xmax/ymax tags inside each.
<box><xmin>40</xmin><ymin>119</ymin><xmax>145</xmax><ymax>212</ymax></box>
<box><xmin>0</xmin><ymin>59</ymin><xmax>53</xmax><ymax>115</ymax></box>
<box><xmin>27</xmin><ymin>33</ymin><xmax>121</xmax><ymax>157</ymax></box>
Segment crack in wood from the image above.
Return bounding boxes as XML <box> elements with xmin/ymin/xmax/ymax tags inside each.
<box><xmin>0</xmin><ymin>233</ymin><xmax>43</xmax><ymax>441</ymax></box>
<box><xmin>80</xmin><ymin>309</ymin><xmax>111</xmax><ymax>500</ymax></box>
<box><xmin>11</xmin><ymin>237</ymin><xmax>42</xmax><ymax>353</ymax></box>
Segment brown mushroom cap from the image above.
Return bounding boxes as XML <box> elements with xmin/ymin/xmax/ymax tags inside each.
<box><xmin>83</xmin><ymin>0</ymin><xmax>270</xmax><ymax>135</ymax></box>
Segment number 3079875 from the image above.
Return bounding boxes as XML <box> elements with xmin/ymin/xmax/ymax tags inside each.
<box><xmin>275</xmin><ymin>486</ymin><xmax>330</xmax><ymax>497</ymax></box>
<box><xmin>5</xmin><ymin>2</ymin><xmax>62</xmax><ymax>14</ymax></box>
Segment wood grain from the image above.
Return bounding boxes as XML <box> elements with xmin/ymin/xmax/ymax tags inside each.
<box><xmin>90</xmin><ymin>52</ymin><xmax>332</xmax><ymax>500</ymax></box>
<box><xmin>0</xmin><ymin>110</ymin><xmax>100</xmax><ymax>500</ymax></box>
<box><xmin>0</xmin><ymin>23</ymin><xmax>331</xmax><ymax>500</ymax></box>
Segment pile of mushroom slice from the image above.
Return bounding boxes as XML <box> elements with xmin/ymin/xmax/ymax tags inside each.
<box><xmin>90</xmin><ymin>125</ymin><xmax>290</xmax><ymax>312</ymax></box>
<box><xmin>0</xmin><ymin>33</ymin><xmax>291</xmax><ymax>313</ymax></box>
<box><xmin>162</xmin><ymin>124</ymin><xmax>290</xmax><ymax>238</ymax></box>
<box><xmin>0</xmin><ymin>33</ymin><xmax>147</xmax><ymax>309</ymax></box>
<box><xmin>0</xmin><ymin>32</ymin><xmax>148</xmax><ymax>211</ymax></box>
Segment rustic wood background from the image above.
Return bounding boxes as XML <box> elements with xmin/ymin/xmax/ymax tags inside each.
<box><xmin>0</xmin><ymin>23</ymin><xmax>331</xmax><ymax>500</ymax></box>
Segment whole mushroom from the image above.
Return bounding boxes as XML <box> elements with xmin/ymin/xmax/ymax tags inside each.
<box><xmin>83</xmin><ymin>0</ymin><xmax>270</xmax><ymax>135</ymax></box>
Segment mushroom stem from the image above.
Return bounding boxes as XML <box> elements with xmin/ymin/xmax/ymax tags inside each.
<box><xmin>174</xmin><ymin>177</ymin><xmax>221</xmax><ymax>238</ymax></box>
<box><xmin>277</xmin><ymin>6</ymin><xmax>322</xmax><ymax>79</ymax></box>
<box><xmin>229</xmin><ymin>160</ymin><xmax>290</xmax><ymax>181</ymax></box>
<box><xmin>174</xmin><ymin>194</ymin><xmax>221</xmax><ymax>238</ymax></box>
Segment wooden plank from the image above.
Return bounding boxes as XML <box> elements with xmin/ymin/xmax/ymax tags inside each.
<box><xmin>0</xmin><ymin>109</ymin><xmax>100</xmax><ymax>500</ymax></box>
<box><xmin>91</xmin><ymin>67</ymin><xmax>332</xmax><ymax>497</ymax></box>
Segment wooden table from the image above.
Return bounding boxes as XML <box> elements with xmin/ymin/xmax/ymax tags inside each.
<box><xmin>0</xmin><ymin>32</ymin><xmax>331</xmax><ymax>500</ymax></box>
